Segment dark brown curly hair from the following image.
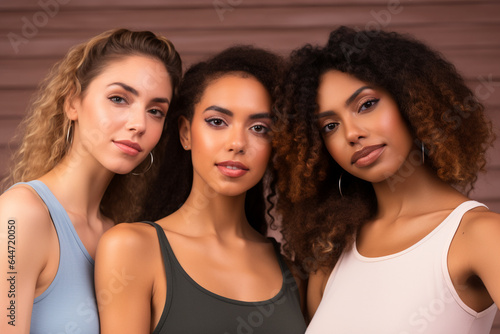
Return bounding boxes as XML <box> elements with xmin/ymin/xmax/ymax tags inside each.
<box><xmin>142</xmin><ymin>45</ymin><xmax>284</xmax><ymax>235</ymax></box>
<box><xmin>272</xmin><ymin>26</ymin><xmax>494</xmax><ymax>273</ymax></box>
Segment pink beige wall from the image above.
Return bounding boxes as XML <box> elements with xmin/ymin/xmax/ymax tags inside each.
<box><xmin>1</xmin><ymin>0</ymin><xmax>499</xmax><ymax>329</ymax></box>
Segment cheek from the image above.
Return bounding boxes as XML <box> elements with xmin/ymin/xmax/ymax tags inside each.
<box><xmin>248</xmin><ymin>137</ymin><xmax>271</xmax><ymax>167</ymax></box>
<box><xmin>79</xmin><ymin>100</ymin><xmax>116</xmax><ymax>136</ymax></box>
<box><xmin>78</xmin><ymin>116</ymin><xmax>113</xmax><ymax>148</ymax></box>
<box><xmin>191</xmin><ymin>126</ymin><xmax>219</xmax><ymax>151</ymax></box>
<box><xmin>383</xmin><ymin>114</ymin><xmax>413</xmax><ymax>153</ymax></box>
<box><xmin>379</xmin><ymin>112</ymin><xmax>403</xmax><ymax>135</ymax></box>
<box><xmin>145</xmin><ymin>121</ymin><xmax>165</xmax><ymax>148</ymax></box>
<box><xmin>324</xmin><ymin>136</ymin><xmax>346</xmax><ymax>166</ymax></box>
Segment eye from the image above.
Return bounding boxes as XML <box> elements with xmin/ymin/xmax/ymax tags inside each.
<box><xmin>359</xmin><ymin>99</ymin><xmax>380</xmax><ymax>112</ymax></box>
<box><xmin>250</xmin><ymin>124</ymin><xmax>270</xmax><ymax>135</ymax></box>
<box><xmin>322</xmin><ymin>122</ymin><xmax>338</xmax><ymax>134</ymax></box>
<box><xmin>148</xmin><ymin>108</ymin><xmax>166</xmax><ymax>118</ymax></box>
<box><xmin>205</xmin><ymin>117</ymin><xmax>227</xmax><ymax>127</ymax></box>
<box><xmin>109</xmin><ymin>96</ymin><xmax>126</xmax><ymax>104</ymax></box>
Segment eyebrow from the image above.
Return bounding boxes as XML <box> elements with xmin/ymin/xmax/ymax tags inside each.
<box><xmin>152</xmin><ymin>97</ymin><xmax>170</xmax><ymax>104</ymax></box>
<box><xmin>204</xmin><ymin>105</ymin><xmax>232</xmax><ymax>116</ymax></box>
<box><xmin>204</xmin><ymin>105</ymin><xmax>270</xmax><ymax>119</ymax></box>
<box><xmin>109</xmin><ymin>82</ymin><xmax>170</xmax><ymax>104</ymax></box>
<box><xmin>249</xmin><ymin>112</ymin><xmax>271</xmax><ymax>120</ymax></box>
<box><xmin>315</xmin><ymin>110</ymin><xmax>336</xmax><ymax>119</ymax></box>
<box><xmin>110</xmin><ymin>82</ymin><xmax>138</xmax><ymax>96</ymax></box>
<box><xmin>345</xmin><ymin>86</ymin><xmax>372</xmax><ymax>106</ymax></box>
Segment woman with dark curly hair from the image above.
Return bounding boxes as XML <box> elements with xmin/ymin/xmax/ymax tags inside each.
<box><xmin>272</xmin><ymin>26</ymin><xmax>499</xmax><ymax>333</ymax></box>
<box><xmin>95</xmin><ymin>46</ymin><xmax>306</xmax><ymax>333</ymax></box>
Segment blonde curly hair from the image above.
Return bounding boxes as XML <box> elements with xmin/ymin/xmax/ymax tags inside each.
<box><xmin>2</xmin><ymin>28</ymin><xmax>182</xmax><ymax>222</ymax></box>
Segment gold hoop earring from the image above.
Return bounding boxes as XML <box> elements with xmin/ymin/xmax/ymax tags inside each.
<box><xmin>131</xmin><ymin>152</ymin><xmax>154</xmax><ymax>176</ymax></box>
<box><xmin>338</xmin><ymin>173</ymin><xmax>344</xmax><ymax>198</ymax></box>
<box><xmin>66</xmin><ymin>121</ymin><xmax>73</xmax><ymax>147</ymax></box>
<box><xmin>421</xmin><ymin>142</ymin><xmax>425</xmax><ymax>165</ymax></box>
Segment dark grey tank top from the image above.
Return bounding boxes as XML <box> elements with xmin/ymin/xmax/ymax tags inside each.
<box><xmin>144</xmin><ymin>221</ymin><xmax>306</xmax><ymax>334</ymax></box>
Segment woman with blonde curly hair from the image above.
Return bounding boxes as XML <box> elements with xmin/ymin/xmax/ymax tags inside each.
<box><xmin>273</xmin><ymin>26</ymin><xmax>499</xmax><ymax>332</ymax></box>
<box><xmin>0</xmin><ymin>28</ymin><xmax>181</xmax><ymax>333</ymax></box>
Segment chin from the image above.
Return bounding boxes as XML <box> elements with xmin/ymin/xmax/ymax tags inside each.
<box><xmin>212</xmin><ymin>184</ymin><xmax>254</xmax><ymax>198</ymax></box>
<box><xmin>107</xmin><ymin>163</ymin><xmax>137</xmax><ymax>175</ymax></box>
<box><xmin>351</xmin><ymin>166</ymin><xmax>399</xmax><ymax>184</ymax></box>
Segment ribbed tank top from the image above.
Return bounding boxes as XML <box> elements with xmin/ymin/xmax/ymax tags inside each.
<box><xmin>306</xmin><ymin>200</ymin><xmax>498</xmax><ymax>334</ymax></box>
<box><xmin>144</xmin><ymin>221</ymin><xmax>306</xmax><ymax>334</ymax></box>
<box><xmin>13</xmin><ymin>181</ymin><xmax>99</xmax><ymax>333</ymax></box>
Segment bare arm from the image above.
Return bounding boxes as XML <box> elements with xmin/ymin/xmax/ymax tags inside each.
<box><xmin>95</xmin><ymin>223</ymin><xmax>157</xmax><ymax>334</ymax></box>
<box><xmin>0</xmin><ymin>187</ymin><xmax>54</xmax><ymax>333</ymax></box>
<box><xmin>283</xmin><ymin>257</ymin><xmax>308</xmax><ymax>321</ymax></box>
<box><xmin>464</xmin><ymin>210</ymin><xmax>500</xmax><ymax>308</ymax></box>
<box><xmin>306</xmin><ymin>267</ymin><xmax>331</xmax><ymax>320</ymax></box>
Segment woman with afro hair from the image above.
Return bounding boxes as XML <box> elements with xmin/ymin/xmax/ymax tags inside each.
<box><xmin>272</xmin><ymin>26</ymin><xmax>499</xmax><ymax>333</ymax></box>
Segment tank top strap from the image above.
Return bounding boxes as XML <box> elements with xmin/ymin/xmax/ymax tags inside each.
<box><xmin>441</xmin><ymin>200</ymin><xmax>488</xmax><ymax>249</ymax></box>
<box><xmin>14</xmin><ymin>180</ymin><xmax>70</xmax><ymax>231</ymax></box>
<box><xmin>142</xmin><ymin>221</ymin><xmax>174</xmax><ymax>332</ymax></box>
<box><xmin>11</xmin><ymin>180</ymin><xmax>93</xmax><ymax>264</ymax></box>
<box><xmin>267</xmin><ymin>237</ymin><xmax>293</xmax><ymax>280</ymax></box>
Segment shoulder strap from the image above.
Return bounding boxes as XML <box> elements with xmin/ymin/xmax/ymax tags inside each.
<box><xmin>142</xmin><ymin>221</ymin><xmax>172</xmax><ymax>271</ymax></box>
<box><xmin>17</xmin><ymin>180</ymin><xmax>71</xmax><ymax>231</ymax></box>
<box><xmin>268</xmin><ymin>237</ymin><xmax>288</xmax><ymax>273</ymax></box>
<box><xmin>13</xmin><ymin>180</ymin><xmax>93</xmax><ymax>263</ymax></box>
<box><xmin>268</xmin><ymin>236</ymin><xmax>300</xmax><ymax>292</ymax></box>
<box><xmin>142</xmin><ymin>221</ymin><xmax>173</xmax><ymax>333</ymax></box>
<box><xmin>442</xmin><ymin>200</ymin><xmax>488</xmax><ymax>248</ymax></box>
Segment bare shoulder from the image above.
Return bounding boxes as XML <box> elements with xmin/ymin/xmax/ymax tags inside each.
<box><xmin>0</xmin><ymin>184</ymin><xmax>54</xmax><ymax>241</ymax></box>
<box><xmin>97</xmin><ymin>222</ymin><xmax>159</xmax><ymax>258</ymax></box>
<box><xmin>455</xmin><ymin>206</ymin><xmax>500</xmax><ymax>265</ymax></box>
<box><xmin>460</xmin><ymin>207</ymin><xmax>500</xmax><ymax>241</ymax></box>
<box><xmin>95</xmin><ymin>222</ymin><xmax>161</xmax><ymax>299</ymax></box>
<box><xmin>454</xmin><ymin>206</ymin><xmax>500</xmax><ymax>306</ymax></box>
<box><xmin>96</xmin><ymin>222</ymin><xmax>162</xmax><ymax>278</ymax></box>
<box><xmin>1</xmin><ymin>184</ymin><xmax>50</xmax><ymax>219</ymax></box>
<box><xmin>95</xmin><ymin>222</ymin><xmax>160</xmax><ymax>332</ymax></box>
<box><xmin>0</xmin><ymin>184</ymin><xmax>55</xmax><ymax>328</ymax></box>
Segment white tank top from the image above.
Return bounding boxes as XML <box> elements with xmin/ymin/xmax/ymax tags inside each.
<box><xmin>306</xmin><ymin>201</ymin><xmax>498</xmax><ymax>334</ymax></box>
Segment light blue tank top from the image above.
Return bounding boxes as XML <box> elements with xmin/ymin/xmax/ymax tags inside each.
<box><xmin>14</xmin><ymin>180</ymin><xmax>99</xmax><ymax>333</ymax></box>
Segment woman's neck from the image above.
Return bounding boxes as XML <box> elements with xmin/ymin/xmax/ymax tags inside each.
<box><xmin>372</xmin><ymin>163</ymin><xmax>465</xmax><ymax>220</ymax></box>
<box><xmin>176</xmin><ymin>182</ymin><xmax>252</xmax><ymax>239</ymax></box>
<box><xmin>39</xmin><ymin>150</ymin><xmax>114</xmax><ymax>222</ymax></box>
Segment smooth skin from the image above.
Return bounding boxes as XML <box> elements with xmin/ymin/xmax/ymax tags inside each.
<box><xmin>0</xmin><ymin>55</ymin><xmax>172</xmax><ymax>333</ymax></box>
<box><xmin>307</xmin><ymin>70</ymin><xmax>500</xmax><ymax>318</ymax></box>
<box><xmin>95</xmin><ymin>75</ymin><xmax>286</xmax><ymax>333</ymax></box>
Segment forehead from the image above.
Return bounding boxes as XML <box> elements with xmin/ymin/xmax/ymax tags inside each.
<box><xmin>319</xmin><ymin>71</ymin><xmax>365</xmax><ymax>94</ymax></box>
<box><xmin>94</xmin><ymin>55</ymin><xmax>169</xmax><ymax>86</ymax></box>
<box><xmin>199</xmin><ymin>74</ymin><xmax>271</xmax><ymax>105</ymax></box>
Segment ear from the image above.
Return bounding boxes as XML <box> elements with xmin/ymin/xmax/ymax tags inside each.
<box><xmin>64</xmin><ymin>91</ymin><xmax>80</xmax><ymax>121</ymax></box>
<box><xmin>178</xmin><ymin>116</ymin><xmax>191</xmax><ymax>150</ymax></box>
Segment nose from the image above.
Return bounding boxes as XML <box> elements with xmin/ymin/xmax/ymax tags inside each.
<box><xmin>227</xmin><ymin>125</ymin><xmax>246</xmax><ymax>154</ymax></box>
<box><xmin>126</xmin><ymin>108</ymin><xmax>146</xmax><ymax>135</ymax></box>
<box><xmin>343</xmin><ymin>118</ymin><xmax>367</xmax><ymax>146</ymax></box>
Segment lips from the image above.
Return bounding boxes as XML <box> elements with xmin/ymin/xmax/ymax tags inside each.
<box><xmin>216</xmin><ymin>160</ymin><xmax>249</xmax><ymax>178</ymax></box>
<box><xmin>351</xmin><ymin>144</ymin><xmax>385</xmax><ymax>167</ymax></box>
<box><xmin>113</xmin><ymin>140</ymin><xmax>143</xmax><ymax>156</ymax></box>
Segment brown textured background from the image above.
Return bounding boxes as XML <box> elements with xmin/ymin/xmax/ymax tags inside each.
<box><xmin>0</xmin><ymin>0</ymin><xmax>499</xmax><ymax>328</ymax></box>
